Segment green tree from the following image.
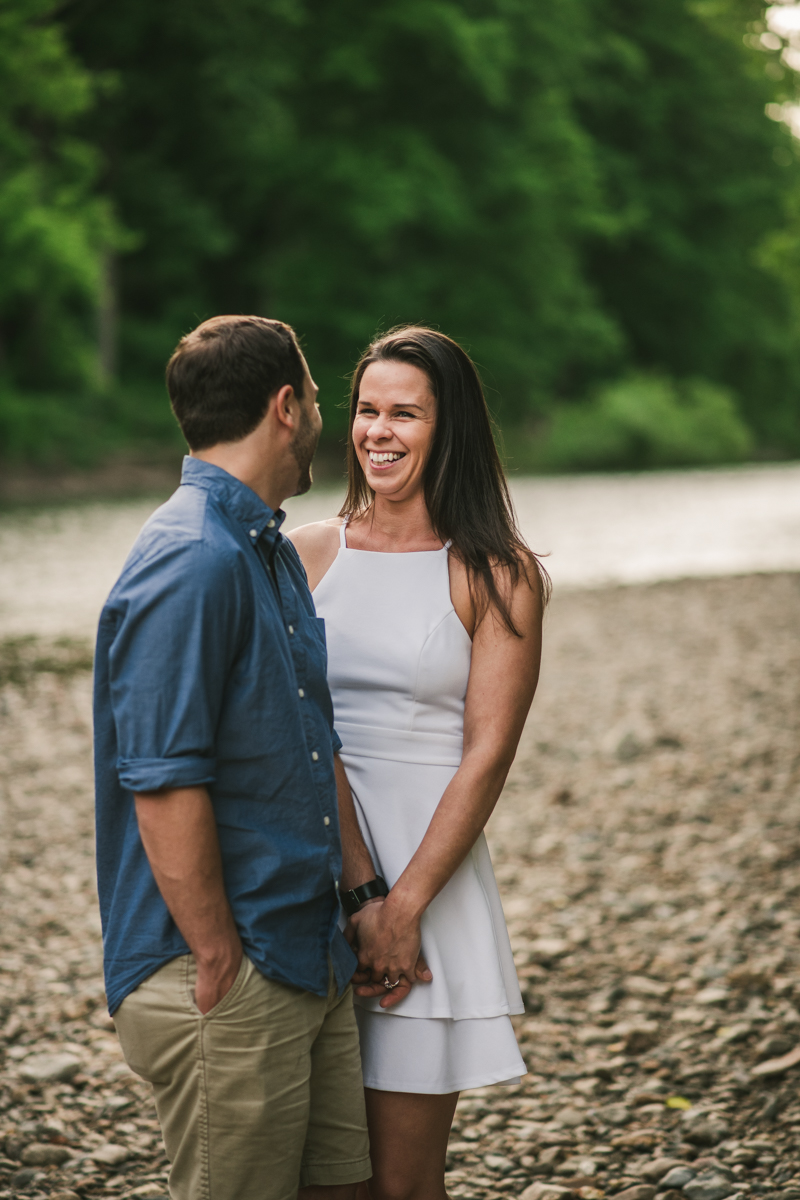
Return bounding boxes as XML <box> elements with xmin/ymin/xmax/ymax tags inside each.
<box><xmin>67</xmin><ymin>0</ymin><xmax>621</xmax><ymax>430</ymax></box>
<box><xmin>577</xmin><ymin>0</ymin><xmax>800</xmax><ymax>449</ymax></box>
<box><xmin>3</xmin><ymin>0</ymin><xmax>797</xmax><ymax>466</ymax></box>
<box><xmin>0</xmin><ymin>0</ymin><xmax>117</xmax><ymax>393</ymax></box>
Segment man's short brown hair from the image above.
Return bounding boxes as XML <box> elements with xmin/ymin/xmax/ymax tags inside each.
<box><xmin>166</xmin><ymin>315</ymin><xmax>306</xmax><ymax>450</ymax></box>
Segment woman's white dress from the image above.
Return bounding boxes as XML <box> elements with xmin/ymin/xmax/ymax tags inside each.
<box><xmin>313</xmin><ymin>522</ymin><xmax>526</xmax><ymax>1094</ymax></box>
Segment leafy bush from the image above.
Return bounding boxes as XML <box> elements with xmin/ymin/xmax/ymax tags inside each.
<box><xmin>529</xmin><ymin>374</ymin><xmax>754</xmax><ymax>473</ymax></box>
<box><xmin>0</xmin><ymin>381</ymin><xmax>182</xmax><ymax>466</ymax></box>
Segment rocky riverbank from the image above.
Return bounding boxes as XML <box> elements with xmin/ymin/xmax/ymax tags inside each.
<box><xmin>1</xmin><ymin>573</ymin><xmax>799</xmax><ymax>1199</ymax></box>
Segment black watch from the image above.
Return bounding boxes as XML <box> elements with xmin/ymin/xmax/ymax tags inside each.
<box><xmin>340</xmin><ymin>875</ymin><xmax>389</xmax><ymax>917</ymax></box>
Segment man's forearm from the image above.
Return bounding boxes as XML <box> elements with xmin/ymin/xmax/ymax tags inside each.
<box><xmin>134</xmin><ymin>785</ymin><xmax>242</xmax><ymax>1011</ymax></box>
<box><xmin>333</xmin><ymin>754</ymin><xmax>376</xmax><ymax>890</ymax></box>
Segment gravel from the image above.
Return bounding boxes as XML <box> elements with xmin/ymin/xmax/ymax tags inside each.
<box><xmin>1</xmin><ymin>571</ymin><xmax>800</xmax><ymax>1199</ymax></box>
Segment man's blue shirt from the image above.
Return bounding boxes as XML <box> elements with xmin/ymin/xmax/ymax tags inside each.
<box><xmin>94</xmin><ymin>456</ymin><xmax>355</xmax><ymax>1014</ymax></box>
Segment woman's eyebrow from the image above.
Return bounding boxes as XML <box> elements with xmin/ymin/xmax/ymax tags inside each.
<box><xmin>357</xmin><ymin>399</ymin><xmax>426</xmax><ymax>411</ymax></box>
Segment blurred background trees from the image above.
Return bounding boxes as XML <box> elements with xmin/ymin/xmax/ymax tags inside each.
<box><xmin>1</xmin><ymin>0</ymin><xmax>799</xmax><ymax>471</ymax></box>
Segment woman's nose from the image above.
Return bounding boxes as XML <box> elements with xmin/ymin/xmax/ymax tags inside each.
<box><xmin>367</xmin><ymin>413</ymin><xmax>391</xmax><ymax>439</ymax></box>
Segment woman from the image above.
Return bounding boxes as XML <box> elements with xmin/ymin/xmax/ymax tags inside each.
<box><xmin>288</xmin><ymin>327</ymin><xmax>548</xmax><ymax>1200</ymax></box>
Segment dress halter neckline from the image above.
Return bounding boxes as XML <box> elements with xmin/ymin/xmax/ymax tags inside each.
<box><xmin>339</xmin><ymin>518</ymin><xmax>451</xmax><ymax>553</ymax></box>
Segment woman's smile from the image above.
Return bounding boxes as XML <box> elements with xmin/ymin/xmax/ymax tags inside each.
<box><xmin>367</xmin><ymin>450</ymin><xmax>406</xmax><ymax>469</ymax></box>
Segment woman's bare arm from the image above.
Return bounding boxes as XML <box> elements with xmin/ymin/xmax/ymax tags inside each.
<box><xmin>286</xmin><ymin>519</ymin><xmax>341</xmax><ymax>591</ymax></box>
<box><xmin>350</xmin><ymin>558</ymin><xmax>543</xmax><ymax>1004</ymax></box>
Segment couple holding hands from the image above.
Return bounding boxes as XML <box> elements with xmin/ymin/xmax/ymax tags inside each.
<box><xmin>93</xmin><ymin>316</ymin><xmax>547</xmax><ymax>1200</ymax></box>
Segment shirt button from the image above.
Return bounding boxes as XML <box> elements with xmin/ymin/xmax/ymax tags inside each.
<box><xmin>298</xmin><ymin>688</ymin><xmax>305</xmax><ymax>698</ymax></box>
<box><xmin>249</xmin><ymin>529</ymin><xmax>258</xmax><ymax>538</ymax></box>
<box><xmin>311</xmin><ymin>751</ymin><xmax>319</xmax><ymax>762</ymax></box>
<box><xmin>288</xmin><ymin>625</ymin><xmax>294</xmax><ymax>634</ymax></box>
<box><xmin>324</xmin><ymin>816</ymin><xmax>331</xmax><ymax>826</ymax></box>
<box><xmin>267</xmin><ymin>518</ymin><xmax>276</xmax><ymax>528</ymax></box>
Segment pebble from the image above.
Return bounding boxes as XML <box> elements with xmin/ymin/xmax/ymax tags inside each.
<box><xmin>683</xmin><ymin>1170</ymin><xmax>736</xmax><ymax>1200</ymax></box>
<box><xmin>612</xmin><ymin>1188</ymin><xmax>656</xmax><ymax>1200</ymax></box>
<box><xmin>553</xmin><ymin>1108</ymin><xmax>585</xmax><ymax>1129</ymax></box>
<box><xmin>484</xmin><ymin>1155</ymin><xmax>515</xmax><ymax>1173</ymax></box>
<box><xmin>10</xmin><ymin>1168</ymin><xmax>40</xmax><ymax>1188</ymax></box>
<box><xmin>520</xmin><ymin>1185</ymin><xmax>575</xmax><ymax>1200</ymax></box>
<box><xmin>661</xmin><ymin>1167</ymin><xmax>697</xmax><ymax>1188</ymax></box>
<box><xmin>594</xmin><ymin>1103</ymin><xmax>631</xmax><ymax>1127</ymax></box>
<box><xmin>18</xmin><ymin>1052</ymin><xmax>82</xmax><ymax>1083</ymax></box>
<box><xmin>90</xmin><ymin>1142</ymin><xmax>131</xmax><ymax>1165</ymax></box>
<box><xmin>640</xmin><ymin>1159</ymin><xmax>688</xmax><ymax>1183</ymax></box>
<box><xmin>20</xmin><ymin>1141</ymin><xmax>73</xmax><ymax>1166</ymax></box>
<box><xmin>682</xmin><ymin>1118</ymin><xmax>730</xmax><ymax>1147</ymax></box>
<box><xmin>750</xmin><ymin>1043</ymin><xmax>800</xmax><ymax>1078</ymax></box>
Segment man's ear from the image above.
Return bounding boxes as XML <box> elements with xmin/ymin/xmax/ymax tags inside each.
<box><xmin>271</xmin><ymin>383</ymin><xmax>300</xmax><ymax>432</ymax></box>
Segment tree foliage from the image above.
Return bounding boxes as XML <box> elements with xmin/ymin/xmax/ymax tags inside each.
<box><xmin>0</xmin><ymin>0</ymin><xmax>119</xmax><ymax>391</ymax></box>
<box><xmin>1</xmin><ymin>0</ymin><xmax>799</xmax><ymax>464</ymax></box>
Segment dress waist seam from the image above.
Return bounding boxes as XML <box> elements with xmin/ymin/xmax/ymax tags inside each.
<box><xmin>334</xmin><ymin>720</ymin><xmax>463</xmax><ymax>766</ymax></box>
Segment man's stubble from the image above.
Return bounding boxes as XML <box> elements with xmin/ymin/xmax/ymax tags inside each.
<box><xmin>290</xmin><ymin>400</ymin><xmax>321</xmax><ymax>496</ymax></box>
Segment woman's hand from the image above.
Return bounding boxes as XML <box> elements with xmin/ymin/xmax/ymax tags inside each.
<box><xmin>348</xmin><ymin>897</ymin><xmax>433</xmax><ymax>1009</ymax></box>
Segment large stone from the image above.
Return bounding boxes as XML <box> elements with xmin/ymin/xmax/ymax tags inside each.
<box><xmin>3</xmin><ymin>1133</ymin><xmax>29</xmax><ymax>1160</ymax></box>
<box><xmin>528</xmin><ymin>938</ymin><xmax>571</xmax><ymax>964</ymax></box>
<box><xmin>755</xmin><ymin>1034</ymin><xmax>795</xmax><ymax>1061</ymax></box>
<box><xmin>682</xmin><ymin>1118</ymin><xmax>729</xmax><ymax>1147</ymax></box>
<box><xmin>10</xmin><ymin>1169</ymin><xmax>39</xmax><ymax>1189</ymax></box>
<box><xmin>695</xmin><ymin>987</ymin><xmax>729</xmax><ymax>1005</ymax></box>
<box><xmin>613</xmin><ymin>1187</ymin><xmax>656</xmax><ymax>1200</ymax></box>
<box><xmin>628</xmin><ymin>1082</ymin><xmax>668</xmax><ymax>1106</ymax></box>
<box><xmin>553</xmin><ymin>1106</ymin><xmax>585</xmax><ymax>1129</ymax></box>
<box><xmin>625</xmin><ymin>976</ymin><xmax>671</xmax><ymax>999</ymax></box>
<box><xmin>89</xmin><ymin>1142</ymin><xmax>130</xmax><ymax>1166</ymax></box>
<box><xmin>20</xmin><ymin>1142</ymin><xmax>72</xmax><ymax>1166</ymax></box>
<box><xmin>683</xmin><ymin>1170</ymin><xmax>735</xmax><ymax>1200</ymax></box>
<box><xmin>594</xmin><ymin>1102</ymin><xmax>631</xmax><ymax>1127</ymax></box>
<box><xmin>612</xmin><ymin>1131</ymin><xmax>657</xmax><ymax>1151</ymax></box>
<box><xmin>640</xmin><ymin>1159</ymin><xmax>689</xmax><ymax>1184</ymax></box>
<box><xmin>750</xmin><ymin>1043</ymin><xmax>800</xmax><ymax>1078</ymax></box>
<box><xmin>18</xmin><ymin>1052</ymin><xmax>82</xmax><ymax>1084</ymax></box>
<box><xmin>661</xmin><ymin>1167</ymin><xmax>696</xmax><ymax>1188</ymax></box>
<box><xmin>558</xmin><ymin>1157</ymin><xmax>597</xmax><ymax>1178</ymax></box>
<box><xmin>609</xmin><ymin>1020</ymin><xmax>660</xmax><ymax>1054</ymax></box>
<box><xmin>484</xmin><ymin>1154</ymin><xmax>515</xmax><ymax>1174</ymax></box>
<box><xmin>713</xmin><ymin>1023</ymin><xmax>751</xmax><ymax>1045</ymax></box>
<box><xmin>520</xmin><ymin>1184</ymin><xmax>575</xmax><ymax>1200</ymax></box>
<box><xmin>540</xmin><ymin>1146</ymin><xmax>567</xmax><ymax>1167</ymax></box>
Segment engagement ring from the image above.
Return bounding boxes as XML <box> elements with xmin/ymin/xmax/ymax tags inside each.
<box><xmin>382</xmin><ymin>975</ymin><xmax>401</xmax><ymax>990</ymax></box>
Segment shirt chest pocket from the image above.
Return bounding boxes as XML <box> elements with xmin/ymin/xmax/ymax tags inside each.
<box><xmin>309</xmin><ymin>617</ymin><xmax>328</xmax><ymax>672</ymax></box>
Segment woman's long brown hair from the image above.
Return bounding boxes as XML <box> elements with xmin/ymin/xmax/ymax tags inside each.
<box><xmin>340</xmin><ymin>326</ymin><xmax>550</xmax><ymax>634</ymax></box>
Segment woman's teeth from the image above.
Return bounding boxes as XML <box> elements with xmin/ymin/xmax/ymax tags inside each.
<box><xmin>369</xmin><ymin>452</ymin><xmax>404</xmax><ymax>464</ymax></box>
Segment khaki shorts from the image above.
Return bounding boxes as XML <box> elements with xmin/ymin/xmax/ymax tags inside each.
<box><xmin>114</xmin><ymin>954</ymin><xmax>370</xmax><ymax>1200</ymax></box>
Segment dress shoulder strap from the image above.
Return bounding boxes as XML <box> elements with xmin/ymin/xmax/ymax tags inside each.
<box><xmin>339</xmin><ymin>519</ymin><xmax>349</xmax><ymax>549</ymax></box>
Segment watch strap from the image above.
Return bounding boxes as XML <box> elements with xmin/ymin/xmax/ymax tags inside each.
<box><xmin>340</xmin><ymin>875</ymin><xmax>389</xmax><ymax>917</ymax></box>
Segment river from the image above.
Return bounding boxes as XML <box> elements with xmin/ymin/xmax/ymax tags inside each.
<box><xmin>0</xmin><ymin>461</ymin><xmax>798</xmax><ymax>639</ymax></box>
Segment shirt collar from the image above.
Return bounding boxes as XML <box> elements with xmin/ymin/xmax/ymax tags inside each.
<box><xmin>180</xmin><ymin>456</ymin><xmax>286</xmax><ymax>548</ymax></box>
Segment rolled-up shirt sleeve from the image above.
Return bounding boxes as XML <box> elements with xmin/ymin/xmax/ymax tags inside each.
<box><xmin>106</xmin><ymin>541</ymin><xmax>247</xmax><ymax>794</ymax></box>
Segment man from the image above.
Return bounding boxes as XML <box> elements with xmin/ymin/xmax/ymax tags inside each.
<box><xmin>93</xmin><ymin>315</ymin><xmax>393</xmax><ymax>1200</ymax></box>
